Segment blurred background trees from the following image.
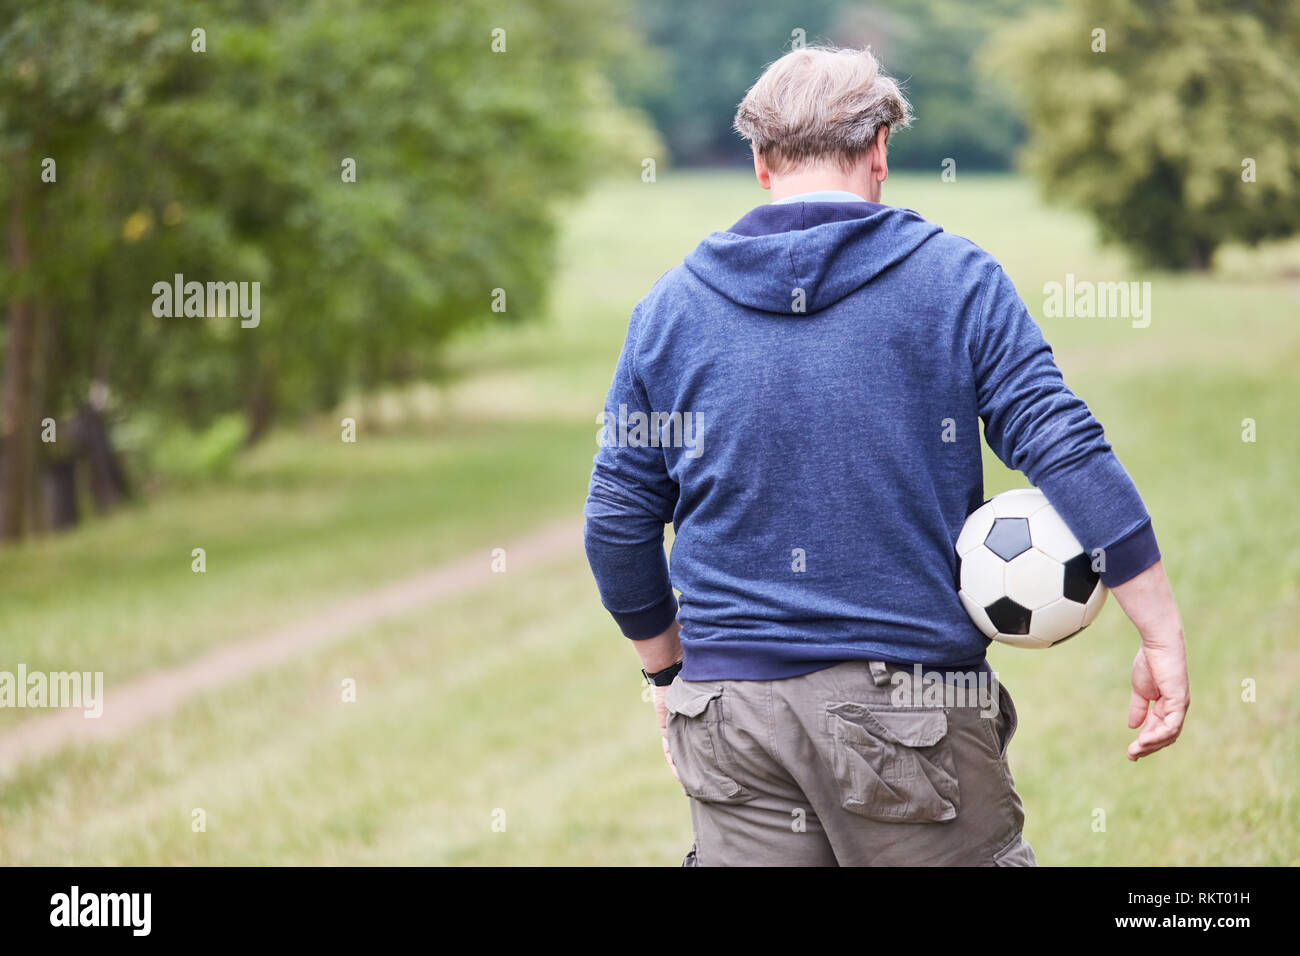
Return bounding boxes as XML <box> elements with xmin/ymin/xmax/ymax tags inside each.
<box><xmin>0</xmin><ymin>0</ymin><xmax>651</xmax><ymax>540</ymax></box>
<box><xmin>828</xmin><ymin>0</ymin><xmax>1034</xmax><ymax>170</ymax></box>
<box><xmin>616</xmin><ymin>0</ymin><xmax>845</xmax><ymax>166</ymax></box>
<box><xmin>994</xmin><ymin>0</ymin><xmax>1300</xmax><ymax>269</ymax></box>
<box><xmin>617</xmin><ymin>0</ymin><xmax>1031</xmax><ymax>170</ymax></box>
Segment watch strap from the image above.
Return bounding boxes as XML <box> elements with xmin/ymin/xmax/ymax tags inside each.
<box><xmin>642</xmin><ymin>659</ymin><xmax>683</xmax><ymax>687</ymax></box>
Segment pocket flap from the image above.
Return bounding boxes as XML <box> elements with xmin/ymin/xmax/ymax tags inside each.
<box><xmin>828</xmin><ymin>702</ymin><xmax>948</xmax><ymax>748</ymax></box>
<box><xmin>665</xmin><ymin>681</ymin><xmax>722</xmax><ymax>718</ymax></box>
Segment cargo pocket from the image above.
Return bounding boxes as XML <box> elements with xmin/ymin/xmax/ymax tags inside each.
<box><xmin>824</xmin><ymin>702</ymin><xmax>960</xmax><ymax>823</ymax></box>
<box><xmin>664</xmin><ymin>680</ymin><xmax>750</xmax><ymax>804</ymax></box>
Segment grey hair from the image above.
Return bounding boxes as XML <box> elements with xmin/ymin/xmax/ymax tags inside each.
<box><xmin>733</xmin><ymin>45</ymin><xmax>913</xmax><ymax>174</ymax></box>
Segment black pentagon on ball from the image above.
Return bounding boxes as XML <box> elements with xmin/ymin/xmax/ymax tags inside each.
<box><xmin>1063</xmin><ymin>552</ymin><xmax>1101</xmax><ymax>603</ymax></box>
<box><xmin>986</xmin><ymin>596</ymin><xmax>1032</xmax><ymax>635</ymax></box>
<box><xmin>983</xmin><ymin>517</ymin><xmax>1032</xmax><ymax>561</ymax></box>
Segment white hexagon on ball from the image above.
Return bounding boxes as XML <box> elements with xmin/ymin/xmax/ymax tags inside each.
<box><xmin>1004</xmin><ymin>548</ymin><xmax>1066</xmax><ymax>610</ymax></box>
<box><xmin>1027</xmin><ymin>505</ymin><xmax>1085</xmax><ymax>563</ymax></box>
<box><xmin>1031</xmin><ymin>595</ymin><xmax>1087</xmax><ymax>645</ymax></box>
<box><xmin>990</xmin><ymin>487</ymin><xmax>1050</xmax><ymax>519</ymax></box>
<box><xmin>995</xmin><ymin>629</ymin><xmax>1050</xmax><ymax>650</ymax></box>
<box><xmin>955</xmin><ymin>502</ymin><xmax>996</xmax><ymax>557</ymax></box>
<box><xmin>958</xmin><ymin>545</ymin><xmax>1005</xmax><ymax>607</ymax></box>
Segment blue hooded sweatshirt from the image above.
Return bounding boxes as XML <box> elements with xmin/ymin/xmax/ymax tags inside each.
<box><xmin>583</xmin><ymin>199</ymin><xmax>1159</xmax><ymax>681</ymax></box>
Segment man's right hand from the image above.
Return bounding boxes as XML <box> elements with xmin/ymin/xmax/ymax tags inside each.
<box><xmin>653</xmin><ymin>684</ymin><xmax>680</xmax><ymax>781</ymax></box>
<box><xmin>632</xmin><ymin>620</ymin><xmax>684</xmax><ymax>780</ymax></box>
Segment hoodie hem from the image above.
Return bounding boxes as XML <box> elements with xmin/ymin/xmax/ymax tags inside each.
<box><xmin>680</xmin><ymin>639</ymin><xmax>990</xmax><ymax>682</ymax></box>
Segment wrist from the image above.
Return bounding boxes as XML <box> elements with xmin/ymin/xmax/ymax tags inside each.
<box><xmin>634</xmin><ymin>620</ymin><xmax>682</xmax><ymax>674</ymax></box>
<box><xmin>1139</xmin><ymin>626</ymin><xmax>1185</xmax><ymax>648</ymax></box>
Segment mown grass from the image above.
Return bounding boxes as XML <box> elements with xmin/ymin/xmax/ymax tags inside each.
<box><xmin>0</xmin><ymin>171</ymin><xmax>1296</xmax><ymax>864</ymax></box>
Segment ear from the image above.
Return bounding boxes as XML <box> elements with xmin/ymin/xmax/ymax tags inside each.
<box><xmin>752</xmin><ymin>147</ymin><xmax>772</xmax><ymax>190</ymax></box>
<box><xmin>872</xmin><ymin>126</ymin><xmax>890</xmax><ymax>182</ymax></box>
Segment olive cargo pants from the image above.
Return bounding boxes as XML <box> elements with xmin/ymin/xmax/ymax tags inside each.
<box><xmin>666</xmin><ymin>659</ymin><xmax>1038</xmax><ymax>866</ymax></box>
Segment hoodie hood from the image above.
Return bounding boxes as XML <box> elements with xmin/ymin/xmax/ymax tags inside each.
<box><xmin>682</xmin><ymin>201</ymin><xmax>943</xmax><ymax>315</ymax></box>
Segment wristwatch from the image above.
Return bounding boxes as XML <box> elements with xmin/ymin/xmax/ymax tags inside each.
<box><xmin>642</xmin><ymin>659</ymin><xmax>683</xmax><ymax>687</ymax></box>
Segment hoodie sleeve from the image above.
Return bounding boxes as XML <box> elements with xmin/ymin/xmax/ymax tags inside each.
<box><xmin>583</xmin><ymin>304</ymin><xmax>680</xmax><ymax>639</ymax></box>
<box><xmin>973</xmin><ymin>264</ymin><xmax>1160</xmax><ymax>586</ymax></box>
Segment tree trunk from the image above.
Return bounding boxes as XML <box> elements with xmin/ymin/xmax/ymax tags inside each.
<box><xmin>25</xmin><ymin>302</ymin><xmax>54</xmax><ymax>533</ymax></box>
<box><xmin>1</xmin><ymin>162</ymin><xmax>37</xmax><ymax>542</ymax></box>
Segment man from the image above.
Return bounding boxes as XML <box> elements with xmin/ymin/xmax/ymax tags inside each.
<box><xmin>583</xmin><ymin>45</ymin><xmax>1188</xmax><ymax>866</ymax></box>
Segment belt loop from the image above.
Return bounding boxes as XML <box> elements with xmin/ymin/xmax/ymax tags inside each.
<box><xmin>868</xmin><ymin>660</ymin><xmax>890</xmax><ymax>686</ymax></box>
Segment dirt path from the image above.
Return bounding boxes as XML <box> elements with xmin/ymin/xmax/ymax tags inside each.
<box><xmin>0</xmin><ymin>517</ymin><xmax>584</xmax><ymax>778</ymax></box>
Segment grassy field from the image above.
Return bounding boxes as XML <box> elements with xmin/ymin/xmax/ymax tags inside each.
<box><xmin>0</xmin><ymin>172</ymin><xmax>1297</xmax><ymax>864</ymax></box>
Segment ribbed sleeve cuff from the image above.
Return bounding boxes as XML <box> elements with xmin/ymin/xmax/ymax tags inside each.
<box><xmin>1099</xmin><ymin>517</ymin><xmax>1161</xmax><ymax>587</ymax></box>
<box><xmin>610</xmin><ymin>591</ymin><xmax>679</xmax><ymax>639</ymax></box>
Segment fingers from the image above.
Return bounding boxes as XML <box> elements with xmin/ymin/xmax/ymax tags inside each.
<box><xmin>1127</xmin><ymin>704</ymin><xmax>1186</xmax><ymax>761</ymax></box>
<box><xmin>662</xmin><ymin>733</ymin><xmax>679</xmax><ymax>781</ymax></box>
<box><xmin>1128</xmin><ymin>731</ymin><xmax>1177</xmax><ymax>761</ymax></box>
<box><xmin>1127</xmin><ymin>686</ymin><xmax>1148</xmax><ymax>730</ymax></box>
<box><xmin>652</xmin><ymin>686</ymin><xmax>678</xmax><ymax>780</ymax></box>
<box><xmin>1127</xmin><ymin>644</ymin><xmax>1190</xmax><ymax>759</ymax></box>
<box><xmin>1128</xmin><ymin>647</ymin><xmax>1154</xmax><ymax>730</ymax></box>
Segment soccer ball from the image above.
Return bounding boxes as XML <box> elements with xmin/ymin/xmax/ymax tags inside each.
<box><xmin>955</xmin><ymin>488</ymin><xmax>1107</xmax><ymax>648</ymax></box>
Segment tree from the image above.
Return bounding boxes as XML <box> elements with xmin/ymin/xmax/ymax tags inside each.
<box><xmin>837</xmin><ymin>0</ymin><xmax>1037</xmax><ymax>171</ymax></box>
<box><xmin>991</xmin><ymin>0</ymin><xmax>1300</xmax><ymax>269</ymax></box>
<box><xmin>0</xmin><ymin>0</ymin><xmax>654</xmax><ymax>540</ymax></box>
<box><xmin>619</xmin><ymin>0</ymin><xmax>844</xmax><ymax>166</ymax></box>
<box><xmin>619</xmin><ymin>0</ymin><xmax>1043</xmax><ymax>170</ymax></box>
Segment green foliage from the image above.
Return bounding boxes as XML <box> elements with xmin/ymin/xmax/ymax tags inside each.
<box><xmin>1</xmin><ymin>0</ymin><xmax>652</xmax><ymax>438</ymax></box>
<box><xmin>620</xmin><ymin>0</ymin><xmax>1040</xmax><ymax>170</ymax></box>
<box><xmin>860</xmin><ymin>0</ymin><xmax>1036</xmax><ymax>170</ymax></box>
<box><xmin>991</xmin><ymin>0</ymin><xmax>1300</xmax><ymax>269</ymax></box>
<box><xmin>619</xmin><ymin>0</ymin><xmax>844</xmax><ymax>166</ymax></box>
<box><xmin>119</xmin><ymin>412</ymin><xmax>248</xmax><ymax>485</ymax></box>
